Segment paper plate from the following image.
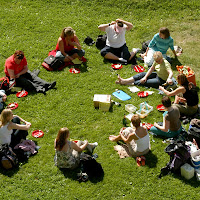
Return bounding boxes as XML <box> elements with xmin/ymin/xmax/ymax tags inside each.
<box><xmin>16</xmin><ymin>90</ymin><xmax>28</xmax><ymax>98</ymax></box>
<box><xmin>142</xmin><ymin>122</ymin><xmax>153</xmax><ymax>130</ymax></box>
<box><xmin>69</xmin><ymin>68</ymin><xmax>80</xmax><ymax>74</ymax></box>
<box><xmin>7</xmin><ymin>102</ymin><xmax>18</xmax><ymax>110</ymax></box>
<box><xmin>137</xmin><ymin>91</ymin><xmax>149</xmax><ymax>98</ymax></box>
<box><xmin>157</xmin><ymin>104</ymin><xmax>167</xmax><ymax>112</ymax></box>
<box><xmin>133</xmin><ymin>65</ymin><xmax>145</xmax><ymax>73</ymax></box>
<box><xmin>32</xmin><ymin>130</ymin><xmax>44</xmax><ymax>138</ymax></box>
<box><xmin>111</xmin><ymin>64</ymin><xmax>123</xmax><ymax>70</ymax></box>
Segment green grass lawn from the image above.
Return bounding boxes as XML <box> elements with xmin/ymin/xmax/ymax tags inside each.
<box><xmin>0</xmin><ymin>0</ymin><xmax>200</xmax><ymax>199</ymax></box>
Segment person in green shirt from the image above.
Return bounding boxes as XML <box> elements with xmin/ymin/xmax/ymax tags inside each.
<box><xmin>116</xmin><ymin>51</ymin><xmax>173</xmax><ymax>89</ymax></box>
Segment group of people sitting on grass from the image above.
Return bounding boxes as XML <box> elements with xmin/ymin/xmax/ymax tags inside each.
<box><xmin>0</xmin><ymin>18</ymin><xmax>199</xmax><ymax>170</ymax></box>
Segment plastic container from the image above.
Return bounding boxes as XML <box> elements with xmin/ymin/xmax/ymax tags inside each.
<box><xmin>125</xmin><ymin>104</ymin><xmax>137</xmax><ymax>113</ymax></box>
<box><xmin>181</xmin><ymin>163</ymin><xmax>194</xmax><ymax>180</ymax></box>
<box><xmin>136</xmin><ymin>102</ymin><xmax>153</xmax><ymax>118</ymax></box>
<box><xmin>191</xmin><ymin>149</ymin><xmax>200</xmax><ymax>169</ymax></box>
<box><xmin>187</xmin><ymin>73</ymin><xmax>196</xmax><ymax>86</ymax></box>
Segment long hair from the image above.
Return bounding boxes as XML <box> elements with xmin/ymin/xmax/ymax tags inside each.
<box><xmin>55</xmin><ymin>127</ymin><xmax>69</xmax><ymax>151</ymax></box>
<box><xmin>177</xmin><ymin>73</ymin><xmax>189</xmax><ymax>87</ymax></box>
<box><xmin>60</xmin><ymin>27</ymin><xmax>75</xmax><ymax>38</ymax></box>
<box><xmin>0</xmin><ymin>109</ymin><xmax>13</xmax><ymax>128</ymax></box>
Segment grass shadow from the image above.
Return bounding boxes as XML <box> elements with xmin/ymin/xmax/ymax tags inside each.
<box><xmin>144</xmin><ymin>150</ymin><xmax>158</xmax><ymax>168</ymax></box>
<box><xmin>171</xmin><ymin>57</ymin><xmax>183</xmax><ymax>70</ymax></box>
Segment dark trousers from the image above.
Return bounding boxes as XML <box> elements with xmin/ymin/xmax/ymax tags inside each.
<box><xmin>10</xmin><ymin>117</ymin><xmax>28</xmax><ymax>148</ymax></box>
<box><xmin>15</xmin><ymin>70</ymin><xmax>50</xmax><ymax>92</ymax></box>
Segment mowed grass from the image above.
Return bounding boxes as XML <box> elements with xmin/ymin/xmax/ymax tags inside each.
<box><xmin>0</xmin><ymin>0</ymin><xmax>200</xmax><ymax>199</ymax></box>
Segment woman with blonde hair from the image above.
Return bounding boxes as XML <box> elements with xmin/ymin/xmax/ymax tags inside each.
<box><xmin>116</xmin><ymin>51</ymin><xmax>173</xmax><ymax>89</ymax></box>
<box><xmin>54</xmin><ymin>127</ymin><xmax>98</xmax><ymax>169</ymax></box>
<box><xmin>0</xmin><ymin>109</ymin><xmax>31</xmax><ymax>147</ymax></box>
<box><xmin>55</xmin><ymin>27</ymin><xmax>85</xmax><ymax>62</ymax></box>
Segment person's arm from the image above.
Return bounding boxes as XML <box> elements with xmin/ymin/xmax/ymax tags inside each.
<box><xmin>166</xmin><ymin>69</ymin><xmax>173</xmax><ymax>84</ymax></box>
<box><xmin>69</xmin><ymin>35</ymin><xmax>82</xmax><ymax>50</ymax></box>
<box><xmin>58</xmin><ymin>38</ymin><xmax>68</xmax><ymax>57</ymax></box>
<box><xmin>7</xmin><ymin>68</ymin><xmax>15</xmax><ymax>79</ymax></box>
<box><xmin>159</xmin><ymin>85</ymin><xmax>185</xmax><ymax>96</ymax></box>
<box><xmin>154</xmin><ymin>117</ymin><xmax>170</xmax><ymax>132</ymax></box>
<box><xmin>116</xmin><ymin>18</ymin><xmax>133</xmax><ymax>31</ymax></box>
<box><xmin>140</xmin><ymin>65</ymin><xmax>155</xmax><ymax>84</ymax></box>
<box><xmin>8</xmin><ymin>120</ymin><xmax>31</xmax><ymax>131</ymax></box>
<box><xmin>98</xmin><ymin>21</ymin><xmax>116</xmax><ymax>32</ymax></box>
<box><xmin>15</xmin><ymin>65</ymin><xmax>28</xmax><ymax>78</ymax></box>
<box><xmin>71</xmin><ymin>140</ymin><xmax>88</xmax><ymax>152</ymax></box>
<box><xmin>120</xmin><ymin>131</ymin><xmax>138</xmax><ymax>143</ymax></box>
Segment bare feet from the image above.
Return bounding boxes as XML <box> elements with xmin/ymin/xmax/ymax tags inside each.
<box><xmin>109</xmin><ymin>135</ymin><xmax>118</xmax><ymax>141</ymax></box>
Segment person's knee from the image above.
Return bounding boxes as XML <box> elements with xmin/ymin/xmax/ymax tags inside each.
<box><xmin>100</xmin><ymin>50</ymin><xmax>106</xmax><ymax>57</ymax></box>
<box><xmin>79</xmin><ymin>49</ymin><xmax>85</xmax><ymax>57</ymax></box>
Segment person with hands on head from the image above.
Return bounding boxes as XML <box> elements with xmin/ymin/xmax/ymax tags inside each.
<box><xmin>4</xmin><ymin>50</ymin><xmax>56</xmax><ymax>93</ymax></box>
<box><xmin>159</xmin><ymin>73</ymin><xmax>199</xmax><ymax>116</ymax></box>
<box><xmin>0</xmin><ymin>109</ymin><xmax>31</xmax><ymax>148</ymax></box>
<box><xmin>98</xmin><ymin>19</ymin><xmax>137</xmax><ymax>64</ymax></box>
<box><xmin>54</xmin><ymin>127</ymin><xmax>98</xmax><ymax>169</ymax></box>
<box><xmin>150</xmin><ymin>96</ymin><xmax>182</xmax><ymax>138</ymax></box>
<box><xmin>116</xmin><ymin>51</ymin><xmax>173</xmax><ymax>89</ymax></box>
<box><xmin>55</xmin><ymin>27</ymin><xmax>85</xmax><ymax>63</ymax></box>
<box><xmin>140</xmin><ymin>27</ymin><xmax>181</xmax><ymax>67</ymax></box>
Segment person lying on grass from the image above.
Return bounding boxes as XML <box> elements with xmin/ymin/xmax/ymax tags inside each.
<box><xmin>140</xmin><ymin>27</ymin><xmax>181</xmax><ymax>67</ymax></box>
<box><xmin>116</xmin><ymin>51</ymin><xmax>173</xmax><ymax>89</ymax></box>
<box><xmin>150</xmin><ymin>96</ymin><xmax>182</xmax><ymax>138</ymax></box>
<box><xmin>55</xmin><ymin>27</ymin><xmax>85</xmax><ymax>63</ymax></box>
<box><xmin>159</xmin><ymin>73</ymin><xmax>199</xmax><ymax>117</ymax></box>
<box><xmin>98</xmin><ymin>18</ymin><xmax>137</xmax><ymax>64</ymax></box>
<box><xmin>54</xmin><ymin>127</ymin><xmax>98</xmax><ymax>169</ymax></box>
<box><xmin>0</xmin><ymin>109</ymin><xmax>31</xmax><ymax>148</ymax></box>
<box><xmin>5</xmin><ymin>50</ymin><xmax>56</xmax><ymax>94</ymax></box>
<box><xmin>109</xmin><ymin>114</ymin><xmax>150</xmax><ymax>157</ymax></box>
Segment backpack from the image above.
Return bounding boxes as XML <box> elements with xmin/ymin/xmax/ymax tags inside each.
<box><xmin>43</xmin><ymin>55</ymin><xmax>64</xmax><ymax>71</ymax></box>
<box><xmin>159</xmin><ymin>141</ymin><xmax>190</xmax><ymax>178</ymax></box>
<box><xmin>0</xmin><ymin>144</ymin><xmax>18</xmax><ymax>170</ymax></box>
<box><xmin>0</xmin><ymin>77</ymin><xmax>10</xmax><ymax>91</ymax></box>
<box><xmin>141</xmin><ymin>40</ymin><xmax>151</xmax><ymax>54</ymax></box>
<box><xmin>96</xmin><ymin>34</ymin><xmax>107</xmax><ymax>50</ymax></box>
<box><xmin>80</xmin><ymin>153</ymin><xmax>104</xmax><ymax>178</ymax></box>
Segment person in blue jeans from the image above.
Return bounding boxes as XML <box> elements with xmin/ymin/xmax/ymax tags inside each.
<box><xmin>116</xmin><ymin>51</ymin><xmax>173</xmax><ymax>89</ymax></box>
<box><xmin>150</xmin><ymin>96</ymin><xmax>182</xmax><ymax>138</ymax></box>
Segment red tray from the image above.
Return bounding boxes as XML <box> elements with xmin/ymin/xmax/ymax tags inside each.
<box><xmin>111</xmin><ymin>64</ymin><xmax>123</xmax><ymax>70</ymax></box>
<box><xmin>16</xmin><ymin>90</ymin><xmax>28</xmax><ymax>98</ymax></box>
<box><xmin>7</xmin><ymin>102</ymin><xmax>18</xmax><ymax>110</ymax></box>
<box><xmin>133</xmin><ymin>65</ymin><xmax>145</xmax><ymax>73</ymax></box>
<box><xmin>69</xmin><ymin>68</ymin><xmax>80</xmax><ymax>74</ymax></box>
<box><xmin>157</xmin><ymin>104</ymin><xmax>167</xmax><ymax>112</ymax></box>
<box><xmin>142</xmin><ymin>123</ymin><xmax>153</xmax><ymax>130</ymax></box>
<box><xmin>32</xmin><ymin>130</ymin><xmax>44</xmax><ymax>138</ymax></box>
<box><xmin>137</xmin><ymin>91</ymin><xmax>149</xmax><ymax>98</ymax></box>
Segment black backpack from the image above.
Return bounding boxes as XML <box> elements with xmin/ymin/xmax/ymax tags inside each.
<box><xmin>0</xmin><ymin>144</ymin><xmax>18</xmax><ymax>170</ymax></box>
<box><xmin>80</xmin><ymin>153</ymin><xmax>103</xmax><ymax>178</ymax></box>
<box><xmin>96</xmin><ymin>34</ymin><xmax>107</xmax><ymax>50</ymax></box>
<box><xmin>159</xmin><ymin>141</ymin><xmax>190</xmax><ymax>178</ymax></box>
<box><xmin>141</xmin><ymin>40</ymin><xmax>151</xmax><ymax>54</ymax></box>
<box><xmin>0</xmin><ymin>77</ymin><xmax>10</xmax><ymax>91</ymax></box>
<box><xmin>44</xmin><ymin>55</ymin><xmax>64</xmax><ymax>70</ymax></box>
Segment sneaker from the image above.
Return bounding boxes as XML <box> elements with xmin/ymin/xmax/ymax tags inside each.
<box><xmin>119</xmin><ymin>58</ymin><xmax>127</xmax><ymax>63</ymax></box>
<box><xmin>132</xmin><ymin>48</ymin><xmax>141</xmax><ymax>54</ymax></box>
<box><xmin>87</xmin><ymin>142</ymin><xmax>98</xmax><ymax>153</ymax></box>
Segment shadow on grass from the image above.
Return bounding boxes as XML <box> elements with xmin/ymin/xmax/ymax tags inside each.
<box><xmin>171</xmin><ymin>57</ymin><xmax>183</xmax><ymax>70</ymax></box>
<box><xmin>144</xmin><ymin>150</ymin><xmax>158</xmax><ymax>168</ymax></box>
<box><xmin>60</xmin><ymin>167</ymin><xmax>104</xmax><ymax>183</ymax></box>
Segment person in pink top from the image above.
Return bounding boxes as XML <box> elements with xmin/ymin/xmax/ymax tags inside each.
<box><xmin>55</xmin><ymin>27</ymin><xmax>85</xmax><ymax>62</ymax></box>
<box><xmin>5</xmin><ymin>50</ymin><xmax>56</xmax><ymax>93</ymax></box>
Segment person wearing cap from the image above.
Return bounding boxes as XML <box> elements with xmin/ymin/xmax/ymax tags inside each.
<box><xmin>98</xmin><ymin>19</ymin><xmax>136</xmax><ymax>64</ymax></box>
<box><xmin>4</xmin><ymin>50</ymin><xmax>56</xmax><ymax>93</ymax></box>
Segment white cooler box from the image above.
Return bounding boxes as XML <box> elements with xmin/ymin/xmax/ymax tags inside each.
<box><xmin>93</xmin><ymin>94</ymin><xmax>111</xmax><ymax>111</ymax></box>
